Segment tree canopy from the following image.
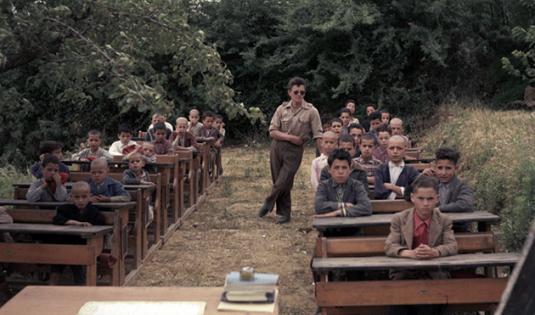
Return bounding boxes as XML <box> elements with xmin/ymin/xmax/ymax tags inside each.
<box><xmin>0</xmin><ymin>0</ymin><xmax>262</xmax><ymax>165</ymax></box>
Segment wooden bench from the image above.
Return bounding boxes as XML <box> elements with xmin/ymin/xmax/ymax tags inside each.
<box><xmin>0</xmin><ymin>199</ymin><xmax>134</xmax><ymax>286</ymax></box>
<box><xmin>312</xmin><ymin>253</ymin><xmax>519</xmax><ymax>314</ymax></box>
<box><xmin>13</xmin><ymin>180</ymin><xmax>159</xmax><ymax>274</ymax></box>
<box><xmin>0</xmin><ymin>223</ymin><xmax>111</xmax><ymax>286</ymax></box>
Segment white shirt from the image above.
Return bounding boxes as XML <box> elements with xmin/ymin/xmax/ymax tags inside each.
<box><xmin>147</xmin><ymin>121</ymin><xmax>174</xmax><ymax>132</ymax></box>
<box><xmin>388</xmin><ymin>161</ymin><xmax>405</xmax><ymax>200</ymax></box>
<box><xmin>108</xmin><ymin>140</ymin><xmax>138</xmax><ymax>156</ymax></box>
<box><xmin>311</xmin><ymin>154</ymin><xmax>328</xmax><ymax>193</ymax></box>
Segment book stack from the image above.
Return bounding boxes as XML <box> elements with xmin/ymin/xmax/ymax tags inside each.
<box><xmin>223</xmin><ymin>271</ymin><xmax>278</xmax><ymax>303</ymax></box>
<box><xmin>218</xmin><ymin>271</ymin><xmax>279</xmax><ymax>313</ymax></box>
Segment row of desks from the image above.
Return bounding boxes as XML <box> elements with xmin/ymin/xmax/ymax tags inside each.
<box><xmin>0</xmin><ymin>144</ymin><xmax>221</xmax><ymax>287</ymax></box>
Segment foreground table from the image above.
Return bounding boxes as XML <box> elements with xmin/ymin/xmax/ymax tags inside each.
<box><xmin>0</xmin><ymin>286</ymin><xmax>279</xmax><ymax>315</ymax></box>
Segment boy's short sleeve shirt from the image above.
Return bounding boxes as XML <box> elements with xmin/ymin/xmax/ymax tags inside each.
<box><xmin>269</xmin><ymin>101</ymin><xmax>322</xmax><ymax>142</ymax></box>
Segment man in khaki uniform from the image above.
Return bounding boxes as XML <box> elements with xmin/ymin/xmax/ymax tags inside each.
<box><xmin>258</xmin><ymin>77</ymin><xmax>322</xmax><ymax>224</ymax></box>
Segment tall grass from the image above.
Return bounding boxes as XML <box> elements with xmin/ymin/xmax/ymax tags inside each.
<box><xmin>420</xmin><ymin>104</ymin><xmax>535</xmax><ymax>250</ymax></box>
<box><xmin>0</xmin><ymin>166</ymin><xmax>33</xmax><ymax>199</ymax></box>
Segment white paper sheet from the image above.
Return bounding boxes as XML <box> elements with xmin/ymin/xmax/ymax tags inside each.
<box><xmin>77</xmin><ymin>301</ymin><xmax>206</xmax><ymax>315</ymax></box>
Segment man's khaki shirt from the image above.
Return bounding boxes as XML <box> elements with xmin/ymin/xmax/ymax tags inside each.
<box><xmin>269</xmin><ymin>100</ymin><xmax>322</xmax><ymax>143</ymax></box>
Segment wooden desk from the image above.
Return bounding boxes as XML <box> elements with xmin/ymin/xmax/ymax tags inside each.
<box><xmin>0</xmin><ymin>199</ymin><xmax>135</xmax><ymax>285</ymax></box>
<box><xmin>313</xmin><ymin>211</ymin><xmax>500</xmax><ymax>233</ymax></box>
<box><xmin>312</xmin><ymin>252</ymin><xmax>520</xmax><ymax>271</ymax></box>
<box><xmin>0</xmin><ymin>286</ymin><xmax>279</xmax><ymax>315</ymax></box>
<box><xmin>0</xmin><ymin>224</ymin><xmax>111</xmax><ymax>286</ymax></box>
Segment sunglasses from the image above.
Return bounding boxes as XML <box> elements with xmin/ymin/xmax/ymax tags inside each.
<box><xmin>292</xmin><ymin>90</ymin><xmax>306</xmax><ymax>96</ymax></box>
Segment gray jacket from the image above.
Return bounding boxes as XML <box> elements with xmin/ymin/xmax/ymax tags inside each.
<box><xmin>26</xmin><ymin>179</ymin><xmax>68</xmax><ymax>202</ymax></box>
<box><xmin>315</xmin><ymin>177</ymin><xmax>372</xmax><ymax>217</ymax></box>
<box><xmin>438</xmin><ymin>176</ymin><xmax>474</xmax><ymax>213</ymax></box>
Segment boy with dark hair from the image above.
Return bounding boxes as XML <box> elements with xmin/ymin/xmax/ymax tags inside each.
<box><xmin>26</xmin><ymin>154</ymin><xmax>68</xmax><ymax>202</ymax></box>
<box><xmin>109</xmin><ymin>124</ymin><xmax>138</xmax><ymax>156</ymax></box>
<box><xmin>144</xmin><ymin>113</ymin><xmax>173</xmax><ymax>142</ymax></box>
<box><xmin>30</xmin><ymin>141</ymin><xmax>70</xmax><ymax>181</ymax></box>
<box><xmin>72</xmin><ymin>130</ymin><xmax>113</xmax><ymax>161</ymax></box>
<box><xmin>321</xmin><ymin>115</ymin><xmax>333</xmax><ymax>133</ymax></box>
<box><xmin>421</xmin><ymin>147</ymin><xmax>474</xmax><ymax>231</ymax></box>
<box><xmin>330</xmin><ymin>118</ymin><xmax>343</xmax><ymax>135</ymax></box>
<box><xmin>320</xmin><ymin>135</ymin><xmax>368</xmax><ymax>191</ymax></box>
<box><xmin>368</xmin><ymin>111</ymin><xmax>382</xmax><ymax>134</ymax></box>
<box><xmin>339</xmin><ymin>108</ymin><xmax>352</xmax><ymax>129</ymax></box>
<box><xmin>374</xmin><ymin>136</ymin><xmax>419</xmax><ymax>200</ymax></box>
<box><xmin>51</xmin><ymin>181</ymin><xmax>106</xmax><ymax>284</ymax></box>
<box><xmin>87</xmin><ymin>159</ymin><xmax>131</xmax><ymax>203</ymax></box>
<box><xmin>380</xmin><ymin>109</ymin><xmax>391</xmax><ymax>125</ymax></box>
<box><xmin>315</xmin><ymin>149</ymin><xmax>371</xmax><ymax>217</ymax></box>
<box><xmin>355</xmin><ymin>134</ymin><xmax>382</xmax><ymax>184</ymax></box>
<box><xmin>344</xmin><ymin>99</ymin><xmax>360</xmax><ymax>124</ymax></box>
<box><xmin>385</xmin><ymin>176</ymin><xmax>457</xmax><ymax>314</ymax></box>
<box><xmin>197</xmin><ymin>111</ymin><xmax>219</xmax><ymax>143</ymax></box>
<box><xmin>373</xmin><ymin>124</ymin><xmax>392</xmax><ymax>163</ymax></box>
<box><xmin>347</xmin><ymin>123</ymin><xmax>364</xmax><ymax>149</ymax></box>
<box><xmin>152</xmin><ymin>122</ymin><xmax>174</xmax><ymax>155</ymax></box>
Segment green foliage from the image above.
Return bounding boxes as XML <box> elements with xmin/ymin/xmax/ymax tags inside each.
<box><xmin>0</xmin><ymin>166</ymin><xmax>32</xmax><ymax>199</ymax></box>
<box><xmin>0</xmin><ymin>0</ymin><xmax>262</xmax><ymax>166</ymax></box>
<box><xmin>501</xmin><ymin>161</ymin><xmax>535</xmax><ymax>251</ymax></box>
<box><xmin>502</xmin><ymin>25</ymin><xmax>535</xmax><ymax>83</ymax></box>
<box><xmin>420</xmin><ymin>105</ymin><xmax>535</xmax><ymax>251</ymax></box>
<box><xmin>192</xmin><ymin>0</ymin><xmax>529</xmax><ymax>128</ymax></box>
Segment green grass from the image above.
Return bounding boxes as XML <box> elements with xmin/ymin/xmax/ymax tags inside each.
<box><xmin>0</xmin><ymin>166</ymin><xmax>33</xmax><ymax>199</ymax></box>
<box><xmin>419</xmin><ymin>103</ymin><xmax>535</xmax><ymax>250</ymax></box>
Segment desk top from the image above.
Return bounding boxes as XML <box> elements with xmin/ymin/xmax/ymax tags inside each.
<box><xmin>13</xmin><ymin>182</ymin><xmax>155</xmax><ymax>191</ymax></box>
<box><xmin>62</xmin><ymin>159</ymin><xmax>175</xmax><ymax>167</ymax></box>
<box><xmin>0</xmin><ymin>223</ymin><xmax>111</xmax><ymax>237</ymax></box>
<box><xmin>312</xmin><ymin>252</ymin><xmax>520</xmax><ymax>271</ymax></box>
<box><xmin>0</xmin><ymin>286</ymin><xmax>279</xmax><ymax>315</ymax></box>
<box><xmin>0</xmin><ymin>199</ymin><xmax>136</xmax><ymax>210</ymax></box>
<box><xmin>313</xmin><ymin>211</ymin><xmax>500</xmax><ymax>231</ymax></box>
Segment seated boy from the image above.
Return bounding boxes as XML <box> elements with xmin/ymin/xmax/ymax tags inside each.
<box><xmin>339</xmin><ymin>108</ymin><xmax>352</xmax><ymax>131</ymax></box>
<box><xmin>144</xmin><ymin>113</ymin><xmax>173</xmax><ymax>142</ymax></box>
<box><xmin>384</xmin><ymin>176</ymin><xmax>457</xmax><ymax>314</ymax></box>
<box><xmin>172</xmin><ymin>117</ymin><xmax>198</xmax><ymax>152</ymax></box>
<box><xmin>187</xmin><ymin>109</ymin><xmax>204</xmax><ymax>137</ymax></box>
<box><xmin>51</xmin><ymin>181</ymin><xmax>106</xmax><ymax>284</ymax></box>
<box><xmin>421</xmin><ymin>148</ymin><xmax>474</xmax><ymax>230</ymax></box>
<box><xmin>367</xmin><ymin>111</ymin><xmax>382</xmax><ymax>135</ymax></box>
<box><xmin>374</xmin><ymin>135</ymin><xmax>419</xmax><ymax>200</ymax></box>
<box><xmin>109</xmin><ymin>124</ymin><xmax>138</xmax><ymax>156</ymax></box>
<box><xmin>380</xmin><ymin>109</ymin><xmax>391</xmax><ymax>125</ymax></box>
<box><xmin>329</xmin><ymin>118</ymin><xmax>343</xmax><ymax>136</ymax></box>
<box><xmin>314</xmin><ymin>149</ymin><xmax>371</xmax><ymax>217</ymax></box>
<box><xmin>320</xmin><ymin>135</ymin><xmax>368</xmax><ymax>192</ymax></box>
<box><xmin>347</xmin><ymin>123</ymin><xmax>364</xmax><ymax>150</ymax></box>
<box><xmin>197</xmin><ymin>111</ymin><xmax>220</xmax><ymax>142</ymax></box>
<box><xmin>30</xmin><ymin>140</ymin><xmax>70</xmax><ymax>181</ymax></box>
<box><xmin>389</xmin><ymin>117</ymin><xmax>411</xmax><ymax>147</ymax></box>
<box><xmin>26</xmin><ymin>154</ymin><xmax>68</xmax><ymax>202</ymax></box>
<box><xmin>72</xmin><ymin>130</ymin><xmax>113</xmax><ymax>161</ymax></box>
<box><xmin>152</xmin><ymin>122</ymin><xmax>174</xmax><ymax>155</ymax></box>
<box><xmin>355</xmin><ymin>134</ymin><xmax>382</xmax><ymax>184</ymax></box>
<box><xmin>344</xmin><ymin>99</ymin><xmax>360</xmax><ymax>124</ymax></box>
<box><xmin>87</xmin><ymin>159</ymin><xmax>131</xmax><ymax>202</ymax></box>
<box><xmin>373</xmin><ymin>124</ymin><xmax>391</xmax><ymax>163</ymax></box>
<box><xmin>123</xmin><ymin>153</ymin><xmax>155</xmax><ymax>221</ymax></box>
<box><xmin>311</xmin><ymin>131</ymin><xmax>338</xmax><ymax>192</ymax></box>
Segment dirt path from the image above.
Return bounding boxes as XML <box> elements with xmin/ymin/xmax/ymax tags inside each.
<box><xmin>131</xmin><ymin>146</ymin><xmax>318</xmax><ymax>314</ymax></box>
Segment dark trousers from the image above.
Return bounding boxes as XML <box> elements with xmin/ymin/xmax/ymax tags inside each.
<box><xmin>264</xmin><ymin>140</ymin><xmax>304</xmax><ymax>218</ymax></box>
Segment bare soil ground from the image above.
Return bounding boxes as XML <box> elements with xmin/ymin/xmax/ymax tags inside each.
<box><xmin>132</xmin><ymin>146</ymin><xmax>318</xmax><ymax>314</ymax></box>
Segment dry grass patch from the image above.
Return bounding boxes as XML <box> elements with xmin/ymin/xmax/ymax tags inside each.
<box><xmin>132</xmin><ymin>145</ymin><xmax>319</xmax><ymax>314</ymax></box>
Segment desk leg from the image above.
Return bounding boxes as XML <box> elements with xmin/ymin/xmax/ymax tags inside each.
<box><xmin>86</xmin><ymin>237</ymin><xmax>103</xmax><ymax>286</ymax></box>
<box><xmin>135</xmin><ymin>191</ymin><xmax>142</xmax><ymax>268</ymax></box>
<box><xmin>161</xmin><ymin>169</ymin><xmax>170</xmax><ymax>235</ymax></box>
<box><xmin>142</xmin><ymin>190</ymin><xmax>149</xmax><ymax>259</ymax></box>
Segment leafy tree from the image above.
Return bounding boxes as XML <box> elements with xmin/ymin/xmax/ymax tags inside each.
<box><xmin>0</xmin><ymin>0</ymin><xmax>262</xmax><ymax>165</ymax></box>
